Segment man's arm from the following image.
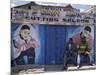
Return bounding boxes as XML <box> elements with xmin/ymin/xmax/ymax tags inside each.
<box><xmin>13</xmin><ymin>40</ymin><xmax>21</xmax><ymax>49</ymax></box>
<box><xmin>26</xmin><ymin>38</ymin><xmax>39</xmax><ymax>48</ymax></box>
<box><xmin>13</xmin><ymin>40</ymin><xmax>27</xmax><ymax>51</ymax></box>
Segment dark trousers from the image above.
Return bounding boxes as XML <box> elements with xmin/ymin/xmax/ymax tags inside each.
<box><xmin>64</xmin><ymin>52</ymin><xmax>77</xmax><ymax>67</ymax></box>
<box><xmin>11</xmin><ymin>48</ymin><xmax>35</xmax><ymax>66</ymax></box>
<box><xmin>79</xmin><ymin>53</ymin><xmax>90</xmax><ymax>66</ymax></box>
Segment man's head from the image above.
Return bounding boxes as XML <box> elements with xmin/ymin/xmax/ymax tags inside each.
<box><xmin>81</xmin><ymin>36</ymin><xmax>86</xmax><ymax>44</ymax></box>
<box><xmin>20</xmin><ymin>25</ymin><xmax>30</xmax><ymax>40</ymax></box>
<box><xmin>69</xmin><ymin>38</ymin><xmax>73</xmax><ymax>43</ymax></box>
<box><xmin>80</xmin><ymin>26</ymin><xmax>91</xmax><ymax>38</ymax></box>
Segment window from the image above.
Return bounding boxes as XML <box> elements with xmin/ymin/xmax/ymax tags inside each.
<box><xmin>48</xmin><ymin>18</ymin><xmax>52</xmax><ymax>22</ymax></box>
<box><xmin>32</xmin><ymin>17</ymin><xmax>36</xmax><ymax>20</ymax></box>
<box><xmin>28</xmin><ymin>6</ymin><xmax>31</xmax><ymax>9</ymax></box>
<box><xmin>37</xmin><ymin>17</ymin><xmax>40</xmax><ymax>21</ymax></box>
<box><xmin>45</xmin><ymin>7</ymin><xmax>49</xmax><ymax>10</ymax></box>
<box><xmin>94</xmin><ymin>19</ymin><xmax>96</xmax><ymax>23</ymax></box>
<box><xmin>63</xmin><ymin>18</ymin><xmax>66</xmax><ymax>22</ymax></box>
<box><xmin>85</xmin><ymin>20</ymin><xmax>89</xmax><ymax>23</ymax></box>
<box><xmin>54</xmin><ymin>18</ymin><xmax>58</xmax><ymax>22</ymax></box>
<box><xmin>59</xmin><ymin>8</ymin><xmax>61</xmax><ymax>11</ymax></box>
<box><xmin>32</xmin><ymin>12</ymin><xmax>37</xmax><ymax>15</ymax></box>
<box><xmin>43</xmin><ymin>17</ymin><xmax>45</xmax><ymax>21</ymax></box>
<box><xmin>46</xmin><ymin>18</ymin><xmax>49</xmax><ymax>21</ymax></box>
<box><xmin>91</xmin><ymin>11</ymin><xmax>93</xmax><ymax>13</ymax></box>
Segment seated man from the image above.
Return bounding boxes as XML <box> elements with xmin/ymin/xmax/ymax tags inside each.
<box><xmin>62</xmin><ymin>38</ymin><xmax>77</xmax><ymax>70</ymax></box>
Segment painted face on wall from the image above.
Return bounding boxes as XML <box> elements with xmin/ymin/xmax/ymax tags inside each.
<box><xmin>20</xmin><ymin>29</ymin><xmax>30</xmax><ymax>40</ymax></box>
<box><xmin>82</xmin><ymin>30</ymin><xmax>90</xmax><ymax>38</ymax></box>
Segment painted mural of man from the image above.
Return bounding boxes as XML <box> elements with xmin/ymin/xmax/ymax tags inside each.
<box><xmin>72</xmin><ymin>26</ymin><xmax>93</xmax><ymax>49</ymax></box>
<box><xmin>72</xmin><ymin>26</ymin><xmax>94</xmax><ymax>68</ymax></box>
<box><xmin>77</xmin><ymin>36</ymin><xmax>90</xmax><ymax>68</ymax></box>
<box><xmin>11</xmin><ymin>24</ymin><xmax>39</xmax><ymax>66</ymax></box>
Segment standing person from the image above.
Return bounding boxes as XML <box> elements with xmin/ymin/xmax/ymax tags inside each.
<box><xmin>62</xmin><ymin>38</ymin><xmax>77</xmax><ymax>70</ymax></box>
<box><xmin>11</xmin><ymin>25</ymin><xmax>39</xmax><ymax>66</ymax></box>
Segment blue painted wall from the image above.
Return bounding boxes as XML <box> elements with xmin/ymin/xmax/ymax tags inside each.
<box><xmin>11</xmin><ymin>23</ymin><xmax>96</xmax><ymax>65</ymax></box>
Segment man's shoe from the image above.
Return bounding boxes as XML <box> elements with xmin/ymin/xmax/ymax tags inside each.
<box><xmin>77</xmin><ymin>65</ymin><xmax>81</xmax><ymax>69</ymax></box>
<box><xmin>89</xmin><ymin>63</ymin><xmax>95</xmax><ymax>66</ymax></box>
<box><xmin>62</xmin><ymin>67</ymin><xmax>68</xmax><ymax>71</ymax></box>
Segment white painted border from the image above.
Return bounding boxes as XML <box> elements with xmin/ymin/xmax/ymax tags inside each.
<box><xmin>0</xmin><ymin>0</ymin><xmax>97</xmax><ymax>75</ymax></box>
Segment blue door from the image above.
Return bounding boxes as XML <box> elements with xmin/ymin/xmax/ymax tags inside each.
<box><xmin>45</xmin><ymin>25</ymin><xmax>66</xmax><ymax>65</ymax></box>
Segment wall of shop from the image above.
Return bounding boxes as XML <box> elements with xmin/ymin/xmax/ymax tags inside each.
<box><xmin>11</xmin><ymin>23</ymin><xmax>95</xmax><ymax>65</ymax></box>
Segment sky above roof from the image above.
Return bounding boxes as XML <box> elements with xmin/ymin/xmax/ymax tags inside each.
<box><xmin>11</xmin><ymin>0</ymin><xmax>95</xmax><ymax>12</ymax></box>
